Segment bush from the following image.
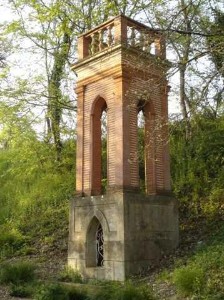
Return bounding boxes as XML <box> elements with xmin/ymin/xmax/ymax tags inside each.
<box><xmin>0</xmin><ymin>227</ymin><xmax>27</xmax><ymax>258</ymax></box>
<box><xmin>119</xmin><ymin>283</ymin><xmax>155</xmax><ymax>300</ymax></box>
<box><xmin>67</xmin><ymin>286</ymin><xmax>87</xmax><ymax>300</ymax></box>
<box><xmin>35</xmin><ymin>283</ymin><xmax>68</xmax><ymax>300</ymax></box>
<box><xmin>91</xmin><ymin>281</ymin><xmax>155</xmax><ymax>300</ymax></box>
<box><xmin>173</xmin><ymin>265</ymin><xmax>205</xmax><ymax>296</ymax></box>
<box><xmin>0</xmin><ymin>261</ymin><xmax>36</xmax><ymax>284</ymax></box>
<box><xmin>34</xmin><ymin>283</ymin><xmax>87</xmax><ymax>300</ymax></box>
<box><xmin>58</xmin><ymin>266</ymin><xmax>83</xmax><ymax>283</ymax></box>
<box><xmin>9</xmin><ymin>283</ymin><xmax>34</xmax><ymax>298</ymax></box>
<box><xmin>90</xmin><ymin>281</ymin><xmax>119</xmax><ymax>300</ymax></box>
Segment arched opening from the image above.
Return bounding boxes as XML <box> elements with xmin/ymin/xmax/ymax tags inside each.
<box><xmin>137</xmin><ymin>108</ymin><xmax>145</xmax><ymax>193</ymax></box>
<box><xmin>91</xmin><ymin>97</ymin><xmax>107</xmax><ymax>195</ymax></box>
<box><xmin>101</xmin><ymin>110</ymin><xmax>107</xmax><ymax>194</ymax></box>
<box><xmin>86</xmin><ymin>217</ymin><xmax>104</xmax><ymax>267</ymax></box>
<box><xmin>137</xmin><ymin>100</ymin><xmax>154</xmax><ymax>194</ymax></box>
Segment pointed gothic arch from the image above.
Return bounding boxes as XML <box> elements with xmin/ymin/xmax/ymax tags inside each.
<box><xmin>91</xmin><ymin>96</ymin><xmax>108</xmax><ymax>195</ymax></box>
<box><xmin>86</xmin><ymin>216</ymin><xmax>104</xmax><ymax>267</ymax></box>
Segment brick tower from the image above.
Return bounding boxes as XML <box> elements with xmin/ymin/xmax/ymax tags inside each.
<box><xmin>68</xmin><ymin>15</ymin><xmax>178</xmax><ymax>281</ymax></box>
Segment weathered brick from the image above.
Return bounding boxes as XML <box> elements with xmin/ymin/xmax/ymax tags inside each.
<box><xmin>73</xmin><ymin>15</ymin><xmax>171</xmax><ymax>196</ymax></box>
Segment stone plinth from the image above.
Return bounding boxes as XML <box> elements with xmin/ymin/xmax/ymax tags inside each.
<box><xmin>68</xmin><ymin>191</ymin><xmax>178</xmax><ymax>281</ymax></box>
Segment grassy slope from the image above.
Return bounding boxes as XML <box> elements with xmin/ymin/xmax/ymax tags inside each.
<box><xmin>1</xmin><ymin>200</ymin><xmax>224</xmax><ymax>299</ymax></box>
<box><xmin>153</xmin><ymin>217</ymin><xmax>224</xmax><ymax>299</ymax></box>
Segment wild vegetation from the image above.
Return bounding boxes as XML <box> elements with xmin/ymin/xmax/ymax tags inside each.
<box><xmin>0</xmin><ymin>0</ymin><xmax>223</xmax><ymax>299</ymax></box>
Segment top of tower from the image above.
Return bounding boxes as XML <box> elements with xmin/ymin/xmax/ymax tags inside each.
<box><xmin>76</xmin><ymin>14</ymin><xmax>166</xmax><ymax>62</ymax></box>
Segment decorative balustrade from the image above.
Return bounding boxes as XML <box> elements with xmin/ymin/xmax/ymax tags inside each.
<box><xmin>77</xmin><ymin>15</ymin><xmax>165</xmax><ymax>60</ymax></box>
<box><xmin>86</xmin><ymin>23</ymin><xmax>115</xmax><ymax>55</ymax></box>
<box><xmin>126</xmin><ymin>25</ymin><xmax>158</xmax><ymax>55</ymax></box>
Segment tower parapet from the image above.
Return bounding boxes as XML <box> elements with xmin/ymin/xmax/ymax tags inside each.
<box><xmin>77</xmin><ymin>15</ymin><xmax>166</xmax><ymax>60</ymax></box>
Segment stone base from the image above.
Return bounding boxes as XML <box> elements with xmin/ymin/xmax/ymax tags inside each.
<box><xmin>68</xmin><ymin>191</ymin><xmax>179</xmax><ymax>281</ymax></box>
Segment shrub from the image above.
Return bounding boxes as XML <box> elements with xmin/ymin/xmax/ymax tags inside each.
<box><xmin>67</xmin><ymin>286</ymin><xmax>87</xmax><ymax>300</ymax></box>
<box><xmin>9</xmin><ymin>283</ymin><xmax>34</xmax><ymax>298</ymax></box>
<box><xmin>0</xmin><ymin>261</ymin><xmax>36</xmax><ymax>284</ymax></box>
<box><xmin>34</xmin><ymin>283</ymin><xmax>87</xmax><ymax>300</ymax></box>
<box><xmin>173</xmin><ymin>265</ymin><xmax>205</xmax><ymax>296</ymax></box>
<box><xmin>35</xmin><ymin>283</ymin><xmax>68</xmax><ymax>300</ymax></box>
<box><xmin>0</xmin><ymin>227</ymin><xmax>27</xmax><ymax>258</ymax></box>
<box><xmin>90</xmin><ymin>281</ymin><xmax>119</xmax><ymax>300</ymax></box>
<box><xmin>58</xmin><ymin>266</ymin><xmax>83</xmax><ymax>283</ymax></box>
<box><xmin>91</xmin><ymin>281</ymin><xmax>155</xmax><ymax>300</ymax></box>
<box><xmin>119</xmin><ymin>282</ymin><xmax>155</xmax><ymax>300</ymax></box>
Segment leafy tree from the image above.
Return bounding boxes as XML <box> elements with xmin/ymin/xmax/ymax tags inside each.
<box><xmin>143</xmin><ymin>0</ymin><xmax>223</xmax><ymax>126</ymax></box>
<box><xmin>0</xmin><ymin>0</ymin><xmax>223</xmax><ymax>253</ymax></box>
<box><xmin>170</xmin><ymin>113</ymin><xmax>224</xmax><ymax>217</ymax></box>
<box><xmin>206</xmin><ymin>9</ymin><xmax>224</xmax><ymax>77</ymax></box>
<box><xmin>3</xmin><ymin>0</ymin><xmax>154</xmax><ymax>161</ymax></box>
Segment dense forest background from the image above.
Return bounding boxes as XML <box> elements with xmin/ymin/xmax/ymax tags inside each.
<box><xmin>0</xmin><ymin>0</ymin><xmax>223</xmax><ymax>298</ymax></box>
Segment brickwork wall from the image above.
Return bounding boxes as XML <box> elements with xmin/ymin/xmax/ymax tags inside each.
<box><xmin>76</xmin><ymin>77</ymin><xmax>116</xmax><ymax>194</ymax></box>
<box><xmin>70</xmin><ymin>16</ymin><xmax>177</xmax><ymax>282</ymax></box>
<box><xmin>121</xmin><ymin>72</ymin><xmax>171</xmax><ymax>194</ymax></box>
<box><xmin>75</xmin><ymin>46</ymin><xmax>171</xmax><ymax>196</ymax></box>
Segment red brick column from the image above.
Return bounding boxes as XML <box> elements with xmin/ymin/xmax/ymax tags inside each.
<box><xmin>114</xmin><ymin>15</ymin><xmax>128</xmax><ymax>45</ymax></box>
<box><xmin>76</xmin><ymin>85</ymin><xmax>85</xmax><ymax>194</ymax></box>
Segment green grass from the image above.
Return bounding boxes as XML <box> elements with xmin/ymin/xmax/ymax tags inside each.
<box><xmin>173</xmin><ymin>265</ymin><xmax>205</xmax><ymax>296</ymax></box>
<box><xmin>90</xmin><ymin>281</ymin><xmax>156</xmax><ymax>300</ymax></box>
<box><xmin>0</xmin><ymin>260</ymin><xmax>37</xmax><ymax>298</ymax></box>
<box><xmin>170</xmin><ymin>222</ymin><xmax>224</xmax><ymax>299</ymax></box>
<box><xmin>58</xmin><ymin>266</ymin><xmax>83</xmax><ymax>283</ymax></box>
<box><xmin>10</xmin><ymin>283</ymin><xmax>35</xmax><ymax>298</ymax></box>
<box><xmin>34</xmin><ymin>280</ymin><xmax>156</xmax><ymax>300</ymax></box>
<box><xmin>34</xmin><ymin>283</ymin><xmax>87</xmax><ymax>300</ymax></box>
<box><xmin>0</xmin><ymin>260</ymin><xmax>36</xmax><ymax>284</ymax></box>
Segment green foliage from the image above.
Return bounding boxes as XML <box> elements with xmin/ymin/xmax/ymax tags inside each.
<box><xmin>89</xmin><ymin>281</ymin><xmax>119</xmax><ymax>300</ymax></box>
<box><xmin>170</xmin><ymin>114</ymin><xmax>224</xmax><ymax>217</ymax></box>
<box><xmin>118</xmin><ymin>283</ymin><xmax>155</xmax><ymax>300</ymax></box>
<box><xmin>206</xmin><ymin>9</ymin><xmax>224</xmax><ymax>77</ymax></box>
<box><xmin>58</xmin><ymin>266</ymin><xmax>83</xmax><ymax>283</ymax></box>
<box><xmin>0</xmin><ymin>226</ymin><xmax>27</xmax><ymax>259</ymax></box>
<box><xmin>35</xmin><ymin>284</ymin><xmax>68</xmax><ymax>300</ymax></box>
<box><xmin>173</xmin><ymin>266</ymin><xmax>205</xmax><ymax>296</ymax></box>
<box><xmin>101</xmin><ymin>137</ymin><xmax>107</xmax><ymax>193</ymax></box>
<box><xmin>170</xmin><ymin>224</ymin><xmax>224</xmax><ymax>299</ymax></box>
<box><xmin>9</xmin><ymin>283</ymin><xmax>34</xmax><ymax>298</ymax></box>
<box><xmin>0</xmin><ymin>104</ymin><xmax>75</xmax><ymax>258</ymax></box>
<box><xmin>91</xmin><ymin>281</ymin><xmax>156</xmax><ymax>300</ymax></box>
<box><xmin>34</xmin><ymin>283</ymin><xmax>87</xmax><ymax>300</ymax></box>
<box><xmin>0</xmin><ymin>261</ymin><xmax>36</xmax><ymax>284</ymax></box>
<box><xmin>67</xmin><ymin>286</ymin><xmax>88</xmax><ymax>300</ymax></box>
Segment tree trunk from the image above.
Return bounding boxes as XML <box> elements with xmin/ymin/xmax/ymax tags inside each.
<box><xmin>47</xmin><ymin>32</ymin><xmax>71</xmax><ymax>161</ymax></box>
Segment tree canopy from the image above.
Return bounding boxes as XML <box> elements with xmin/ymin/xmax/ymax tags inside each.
<box><xmin>0</xmin><ymin>0</ymin><xmax>223</xmax><ymax>230</ymax></box>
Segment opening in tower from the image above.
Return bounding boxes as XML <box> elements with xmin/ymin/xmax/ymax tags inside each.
<box><xmin>101</xmin><ymin>109</ymin><xmax>107</xmax><ymax>194</ymax></box>
<box><xmin>91</xmin><ymin>97</ymin><xmax>107</xmax><ymax>195</ymax></box>
<box><xmin>86</xmin><ymin>217</ymin><xmax>104</xmax><ymax>268</ymax></box>
<box><xmin>137</xmin><ymin>109</ymin><xmax>146</xmax><ymax>193</ymax></box>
